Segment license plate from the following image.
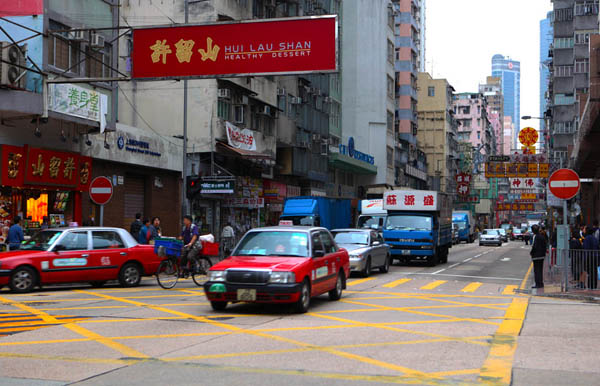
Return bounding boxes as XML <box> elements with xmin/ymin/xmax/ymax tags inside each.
<box><xmin>402</xmin><ymin>250</ymin><xmax>411</xmax><ymax>255</ymax></box>
<box><xmin>237</xmin><ymin>289</ymin><xmax>257</xmax><ymax>301</ymax></box>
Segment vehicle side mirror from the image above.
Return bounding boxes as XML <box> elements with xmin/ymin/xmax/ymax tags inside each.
<box><xmin>313</xmin><ymin>249</ymin><xmax>325</xmax><ymax>258</ymax></box>
<box><xmin>53</xmin><ymin>244</ymin><xmax>65</xmax><ymax>252</ymax></box>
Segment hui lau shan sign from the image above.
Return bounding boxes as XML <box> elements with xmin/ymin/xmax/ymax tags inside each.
<box><xmin>131</xmin><ymin>16</ymin><xmax>337</xmax><ymax>79</ymax></box>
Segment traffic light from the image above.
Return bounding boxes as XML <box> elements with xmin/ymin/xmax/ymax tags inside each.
<box><xmin>186</xmin><ymin>176</ymin><xmax>201</xmax><ymax>199</ymax></box>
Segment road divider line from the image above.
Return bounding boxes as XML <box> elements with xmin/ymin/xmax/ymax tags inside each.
<box><xmin>347</xmin><ymin>277</ymin><xmax>376</xmax><ymax>287</ymax></box>
<box><xmin>463</xmin><ymin>258</ymin><xmax>473</xmax><ymax>262</ymax></box>
<box><xmin>461</xmin><ymin>282</ymin><xmax>482</xmax><ymax>293</ymax></box>
<box><xmin>420</xmin><ymin>280</ymin><xmax>447</xmax><ymax>290</ymax></box>
<box><xmin>502</xmin><ymin>285</ymin><xmax>518</xmax><ymax>295</ymax></box>
<box><xmin>447</xmin><ymin>263</ymin><xmax>460</xmax><ymax>269</ymax></box>
<box><xmin>382</xmin><ymin>278</ymin><xmax>412</xmax><ymax>288</ymax></box>
<box><xmin>431</xmin><ymin>268</ymin><xmax>446</xmax><ymax>274</ymax></box>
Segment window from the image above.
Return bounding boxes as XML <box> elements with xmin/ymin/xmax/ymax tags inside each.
<box><xmin>330</xmin><ymin>101</ymin><xmax>341</xmax><ymax>129</ymax></box>
<box><xmin>311</xmin><ymin>232</ymin><xmax>324</xmax><ymax>253</ymax></box>
<box><xmin>462</xmin><ymin>119</ymin><xmax>472</xmax><ymax>128</ymax></box>
<box><xmin>387</xmin><ymin>146</ymin><xmax>394</xmax><ymax>168</ymax></box>
<box><xmin>554</xmin><ymin>93</ymin><xmax>575</xmax><ymax>105</ymax></box>
<box><xmin>554</xmin><ymin>121</ymin><xmax>575</xmax><ymax>134</ymax></box>
<box><xmin>554</xmin><ymin>7</ymin><xmax>573</xmax><ymax>21</ymax></box>
<box><xmin>388</xmin><ymin>6</ymin><xmax>394</xmax><ymax>29</ymax></box>
<box><xmin>234</xmin><ymin>105</ymin><xmax>245</xmax><ymax>123</ymax></box>
<box><xmin>575</xmin><ymin>2</ymin><xmax>599</xmax><ymax>16</ymax></box>
<box><xmin>553</xmin><ymin>151</ymin><xmax>568</xmax><ymax>160</ymax></box>
<box><xmin>477</xmin><ymin>131</ymin><xmax>481</xmax><ymax>139</ymax></box>
<box><xmin>387</xmin><ymin>75</ymin><xmax>394</xmax><ymax>98</ymax></box>
<box><xmin>319</xmin><ymin>231</ymin><xmax>337</xmax><ymax>254</ymax></box>
<box><xmin>554</xmin><ymin>37</ymin><xmax>574</xmax><ymax>49</ymax></box>
<box><xmin>477</xmin><ymin>105</ymin><xmax>481</xmax><ymax>114</ymax></box>
<box><xmin>387</xmin><ymin>40</ymin><xmax>394</xmax><ymax>63</ymax></box>
<box><xmin>574</xmin><ymin>58</ymin><xmax>590</xmax><ymax>74</ymax></box>
<box><xmin>217</xmin><ymin>100</ymin><xmax>230</xmax><ymax>120</ymax></box>
<box><xmin>461</xmin><ymin>106</ymin><xmax>471</xmax><ymax>114</ymax></box>
<box><xmin>92</xmin><ymin>231</ymin><xmax>125</xmax><ymax>250</ymax></box>
<box><xmin>395</xmin><ymin>48</ymin><xmax>401</xmax><ymax>61</ymax></box>
<box><xmin>428</xmin><ymin>86</ymin><xmax>435</xmax><ymax>97</ymax></box>
<box><xmin>55</xmin><ymin>232</ymin><xmax>88</xmax><ymax>251</ymax></box>
<box><xmin>48</xmin><ymin>21</ymin><xmax>80</xmax><ymax>73</ymax></box>
<box><xmin>387</xmin><ymin>111</ymin><xmax>394</xmax><ymax>133</ymax></box>
<box><xmin>575</xmin><ymin>30</ymin><xmax>595</xmax><ymax>44</ymax></box>
<box><xmin>555</xmin><ymin>65</ymin><xmax>573</xmax><ymax>77</ymax></box>
<box><xmin>85</xmin><ymin>43</ymin><xmax>111</xmax><ymax>79</ymax></box>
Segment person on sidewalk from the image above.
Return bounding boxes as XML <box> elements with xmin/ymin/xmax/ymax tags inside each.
<box><xmin>130</xmin><ymin>213</ymin><xmax>142</xmax><ymax>239</ymax></box>
<box><xmin>7</xmin><ymin>216</ymin><xmax>24</xmax><ymax>251</ymax></box>
<box><xmin>582</xmin><ymin>226</ymin><xmax>600</xmax><ymax>290</ymax></box>
<box><xmin>138</xmin><ymin>218</ymin><xmax>150</xmax><ymax>244</ymax></box>
<box><xmin>530</xmin><ymin>224</ymin><xmax>547</xmax><ymax>289</ymax></box>
<box><xmin>570</xmin><ymin>229</ymin><xmax>583</xmax><ymax>288</ymax></box>
<box><xmin>148</xmin><ymin>217</ymin><xmax>162</xmax><ymax>244</ymax></box>
<box><xmin>221</xmin><ymin>222</ymin><xmax>235</xmax><ymax>256</ymax></box>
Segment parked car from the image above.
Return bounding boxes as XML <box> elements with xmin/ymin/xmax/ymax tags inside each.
<box><xmin>0</xmin><ymin>227</ymin><xmax>162</xmax><ymax>293</ymax></box>
<box><xmin>203</xmin><ymin>227</ymin><xmax>351</xmax><ymax>313</ymax></box>
<box><xmin>479</xmin><ymin>229</ymin><xmax>502</xmax><ymax>247</ymax></box>
<box><xmin>496</xmin><ymin>228</ymin><xmax>508</xmax><ymax>242</ymax></box>
<box><xmin>331</xmin><ymin>229</ymin><xmax>390</xmax><ymax>277</ymax></box>
<box><xmin>511</xmin><ymin>228</ymin><xmax>523</xmax><ymax>240</ymax></box>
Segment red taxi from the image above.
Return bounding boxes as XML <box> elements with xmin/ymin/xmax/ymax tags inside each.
<box><xmin>203</xmin><ymin>227</ymin><xmax>350</xmax><ymax>313</ymax></box>
<box><xmin>0</xmin><ymin>227</ymin><xmax>162</xmax><ymax>293</ymax></box>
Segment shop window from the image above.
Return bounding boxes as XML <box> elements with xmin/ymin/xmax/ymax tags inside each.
<box><xmin>55</xmin><ymin>232</ymin><xmax>89</xmax><ymax>251</ymax></box>
<box><xmin>26</xmin><ymin>194</ymin><xmax>48</xmax><ymax>224</ymax></box>
<box><xmin>92</xmin><ymin>231</ymin><xmax>125</xmax><ymax>249</ymax></box>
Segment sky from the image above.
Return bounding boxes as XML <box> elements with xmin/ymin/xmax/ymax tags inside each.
<box><xmin>425</xmin><ymin>0</ymin><xmax>553</xmax><ymax>132</ymax></box>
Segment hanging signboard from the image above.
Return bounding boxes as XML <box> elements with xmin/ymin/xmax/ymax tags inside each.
<box><xmin>131</xmin><ymin>16</ymin><xmax>337</xmax><ymax>79</ymax></box>
<box><xmin>225</xmin><ymin>122</ymin><xmax>256</xmax><ymax>151</ymax></box>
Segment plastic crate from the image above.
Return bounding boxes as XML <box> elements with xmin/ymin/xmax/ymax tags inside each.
<box><xmin>201</xmin><ymin>241</ymin><xmax>220</xmax><ymax>256</ymax></box>
<box><xmin>154</xmin><ymin>237</ymin><xmax>183</xmax><ymax>257</ymax></box>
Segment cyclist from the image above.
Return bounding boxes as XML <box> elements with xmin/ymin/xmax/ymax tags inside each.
<box><xmin>179</xmin><ymin>215</ymin><xmax>201</xmax><ymax>276</ymax></box>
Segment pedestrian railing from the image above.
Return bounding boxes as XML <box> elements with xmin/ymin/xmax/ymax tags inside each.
<box><xmin>545</xmin><ymin>248</ymin><xmax>600</xmax><ymax>292</ymax></box>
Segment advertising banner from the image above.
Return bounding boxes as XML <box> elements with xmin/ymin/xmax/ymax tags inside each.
<box><xmin>131</xmin><ymin>16</ymin><xmax>337</xmax><ymax>79</ymax></box>
<box><xmin>226</xmin><ymin>122</ymin><xmax>256</xmax><ymax>151</ymax></box>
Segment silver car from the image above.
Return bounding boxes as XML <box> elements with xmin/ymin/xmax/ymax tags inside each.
<box><xmin>331</xmin><ymin>229</ymin><xmax>391</xmax><ymax>277</ymax></box>
<box><xmin>479</xmin><ymin>229</ymin><xmax>502</xmax><ymax>246</ymax></box>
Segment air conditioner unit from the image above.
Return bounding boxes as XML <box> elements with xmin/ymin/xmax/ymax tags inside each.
<box><xmin>0</xmin><ymin>42</ymin><xmax>26</xmax><ymax>89</ymax></box>
<box><xmin>69</xmin><ymin>30</ymin><xmax>87</xmax><ymax>41</ymax></box>
<box><xmin>262</xmin><ymin>105</ymin><xmax>271</xmax><ymax>115</ymax></box>
<box><xmin>217</xmin><ymin>88</ymin><xmax>231</xmax><ymax>98</ymax></box>
<box><xmin>277</xmin><ymin>87</ymin><xmax>286</xmax><ymax>96</ymax></box>
<box><xmin>91</xmin><ymin>33</ymin><xmax>105</xmax><ymax>48</ymax></box>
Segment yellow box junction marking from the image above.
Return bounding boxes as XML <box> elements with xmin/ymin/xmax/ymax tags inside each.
<box><xmin>346</xmin><ymin>277</ymin><xmax>375</xmax><ymax>287</ymax></box>
<box><xmin>502</xmin><ymin>285</ymin><xmax>518</xmax><ymax>295</ymax></box>
<box><xmin>420</xmin><ymin>280</ymin><xmax>446</xmax><ymax>290</ymax></box>
<box><xmin>461</xmin><ymin>282</ymin><xmax>483</xmax><ymax>293</ymax></box>
<box><xmin>383</xmin><ymin>278</ymin><xmax>412</xmax><ymax>288</ymax></box>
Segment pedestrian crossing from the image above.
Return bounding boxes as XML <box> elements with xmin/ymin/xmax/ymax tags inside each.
<box><xmin>345</xmin><ymin>276</ymin><xmax>522</xmax><ymax>295</ymax></box>
<box><xmin>0</xmin><ymin>313</ymin><xmax>87</xmax><ymax>337</ymax></box>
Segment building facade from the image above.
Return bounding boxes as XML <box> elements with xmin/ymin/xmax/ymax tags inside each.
<box><xmin>491</xmin><ymin>54</ymin><xmax>521</xmax><ymax>150</ymax></box>
<box><xmin>540</xmin><ymin>11</ymin><xmax>553</xmax><ymax>140</ymax></box>
<box><xmin>416</xmin><ymin>73</ymin><xmax>458</xmax><ymax>197</ymax></box>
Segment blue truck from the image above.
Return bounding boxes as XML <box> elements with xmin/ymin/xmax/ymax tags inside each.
<box><xmin>452</xmin><ymin>210</ymin><xmax>475</xmax><ymax>243</ymax></box>
<box><xmin>382</xmin><ymin>190</ymin><xmax>452</xmax><ymax>266</ymax></box>
<box><xmin>279</xmin><ymin>197</ymin><xmax>352</xmax><ymax>230</ymax></box>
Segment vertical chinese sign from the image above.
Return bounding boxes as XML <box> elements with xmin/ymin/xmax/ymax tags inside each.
<box><xmin>131</xmin><ymin>16</ymin><xmax>337</xmax><ymax>79</ymax></box>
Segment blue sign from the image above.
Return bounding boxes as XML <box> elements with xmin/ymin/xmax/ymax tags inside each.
<box><xmin>117</xmin><ymin>136</ymin><xmax>125</xmax><ymax>150</ymax></box>
<box><xmin>117</xmin><ymin>136</ymin><xmax>161</xmax><ymax>157</ymax></box>
<box><xmin>339</xmin><ymin>137</ymin><xmax>375</xmax><ymax>165</ymax></box>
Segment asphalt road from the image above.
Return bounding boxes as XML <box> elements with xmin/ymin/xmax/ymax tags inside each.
<box><xmin>0</xmin><ymin>240</ymin><xmax>535</xmax><ymax>385</ymax></box>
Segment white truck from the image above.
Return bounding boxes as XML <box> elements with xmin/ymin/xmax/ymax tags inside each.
<box><xmin>356</xmin><ymin>199</ymin><xmax>387</xmax><ymax>231</ymax></box>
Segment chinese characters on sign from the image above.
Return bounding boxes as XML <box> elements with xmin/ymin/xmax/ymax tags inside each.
<box><xmin>132</xmin><ymin>17</ymin><xmax>337</xmax><ymax>79</ymax></box>
<box><xmin>496</xmin><ymin>202</ymin><xmax>535</xmax><ymax>212</ymax></box>
<box><xmin>225</xmin><ymin>122</ymin><xmax>256</xmax><ymax>151</ymax></box>
<box><xmin>455</xmin><ymin>173</ymin><xmax>472</xmax><ymax>197</ymax></box>
<box><xmin>49</xmin><ymin>84</ymin><xmax>108</xmax><ymax>132</ymax></box>
<box><xmin>518</xmin><ymin>127</ymin><xmax>539</xmax><ymax>147</ymax></box>
<box><xmin>485</xmin><ymin>162</ymin><xmax>549</xmax><ymax>178</ymax></box>
<box><xmin>383</xmin><ymin>191</ymin><xmax>439</xmax><ymax>211</ymax></box>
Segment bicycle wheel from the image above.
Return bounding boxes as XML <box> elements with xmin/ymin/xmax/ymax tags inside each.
<box><xmin>156</xmin><ymin>258</ymin><xmax>179</xmax><ymax>289</ymax></box>
<box><xmin>192</xmin><ymin>257</ymin><xmax>213</xmax><ymax>286</ymax></box>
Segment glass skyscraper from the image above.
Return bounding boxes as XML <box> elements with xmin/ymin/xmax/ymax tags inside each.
<box><xmin>540</xmin><ymin>12</ymin><xmax>553</xmax><ymax>138</ymax></box>
<box><xmin>492</xmin><ymin>54</ymin><xmax>521</xmax><ymax>150</ymax></box>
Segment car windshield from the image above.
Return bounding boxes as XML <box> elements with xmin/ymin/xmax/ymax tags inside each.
<box><xmin>453</xmin><ymin>220</ymin><xmax>467</xmax><ymax>229</ymax></box>
<box><xmin>500</xmin><ymin>224</ymin><xmax>511</xmax><ymax>230</ymax></box>
<box><xmin>357</xmin><ymin>215</ymin><xmax>385</xmax><ymax>229</ymax></box>
<box><xmin>386</xmin><ymin>215</ymin><xmax>432</xmax><ymax>231</ymax></box>
<box><xmin>234</xmin><ymin>231</ymin><xmax>309</xmax><ymax>257</ymax></box>
<box><xmin>483</xmin><ymin>229</ymin><xmax>499</xmax><ymax>235</ymax></box>
<box><xmin>514</xmin><ymin>229</ymin><xmax>522</xmax><ymax>234</ymax></box>
<box><xmin>19</xmin><ymin>230</ymin><xmax>62</xmax><ymax>251</ymax></box>
<box><xmin>333</xmin><ymin>232</ymin><xmax>369</xmax><ymax>245</ymax></box>
<box><xmin>497</xmin><ymin>229</ymin><xmax>506</xmax><ymax>235</ymax></box>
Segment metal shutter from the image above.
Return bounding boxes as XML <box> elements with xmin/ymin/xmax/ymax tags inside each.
<box><xmin>123</xmin><ymin>175</ymin><xmax>145</xmax><ymax>226</ymax></box>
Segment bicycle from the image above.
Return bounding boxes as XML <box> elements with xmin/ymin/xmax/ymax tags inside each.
<box><xmin>155</xmin><ymin>240</ymin><xmax>213</xmax><ymax>289</ymax></box>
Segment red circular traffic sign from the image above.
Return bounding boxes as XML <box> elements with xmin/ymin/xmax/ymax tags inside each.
<box><xmin>549</xmin><ymin>168</ymin><xmax>580</xmax><ymax>200</ymax></box>
<box><xmin>89</xmin><ymin>176</ymin><xmax>113</xmax><ymax>205</ymax></box>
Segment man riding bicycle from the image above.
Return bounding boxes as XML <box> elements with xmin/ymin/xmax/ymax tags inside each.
<box><xmin>179</xmin><ymin>215</ymin><xmax>201</xmax><ymax>275</ymax></box>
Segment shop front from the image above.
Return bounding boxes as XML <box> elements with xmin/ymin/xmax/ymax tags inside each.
<box><xmin>0</xmin><ymin>145</ymin><xmax>92</xmax><ymax>240</ymax></box>
<box><xmin>221</xmin><ymin>176</ymin><xmax>264</xmax><ymax>236</ymax></box>
<box><xmin>263</xmin><ymin>180</ymin><xmax>287</xmax><ymax>226</ymax></box>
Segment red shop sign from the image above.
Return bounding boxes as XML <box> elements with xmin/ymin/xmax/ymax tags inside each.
<box><xmin>0</xmin><ymin>145</ymin><xmax>26</xmax><ymax>187</ymax></box>
<box><xmin>131</xmin><ymin>16</ymin><xmax>337</xmax><ymax>79</ymax></box>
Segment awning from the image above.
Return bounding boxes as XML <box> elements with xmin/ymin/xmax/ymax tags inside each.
<box><xmin>216</xmin><ymin>141</ymin><xmax>273</xmax><ymax>160</ymax></box>
<box><xmin>329</xmin><ymin>152</ymin><xmax>377</xmax><ymax>175</ymax></box>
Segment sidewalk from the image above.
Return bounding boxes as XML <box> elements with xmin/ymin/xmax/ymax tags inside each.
<box><xmin>512</xmin><ymin>297</ymin><xmax>600</xmax><ymax>385</ymax></box>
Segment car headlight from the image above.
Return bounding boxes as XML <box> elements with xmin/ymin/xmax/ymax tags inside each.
<box><xmin>349</xmin><ymin>253</ymin><xmax>363</xmax><ymax>259</ymax></box>
<box><xmin>207</xmin><ymin>270</ymin><xmax>226</xmax><ymax>282</ymax></box>
<box><xmin>269</xmin><ymin>271</ymin><xmax>296</xmax><ymax>284</ymax></box>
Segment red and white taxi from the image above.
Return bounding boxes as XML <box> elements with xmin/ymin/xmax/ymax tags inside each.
<box><xmin>0</xmin><ymin>227</ymin><xmax>162</xmax><ymax>293</ymax></box>
<box><xmin>203</xmin><ymin>227</ymin><xmax>350</xmax><ymax>313</ymax></box>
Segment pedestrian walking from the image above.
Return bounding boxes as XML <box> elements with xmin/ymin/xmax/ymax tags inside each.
<box><xmin>138</xmin><ymin>218</ymin><xmax>150</xmax><ymax>244</ymax></box>
<box><xmin>593</xmin><ymin>219</ymin><xmax>600</xmax><ymax>242</ymax></box>
<box><xmin>130</xmin><ymin>213</ymin><xmax>142</xmax><ymax>239</ymax></box>
<box><xmin>582</xmin><ymin>226</ymin><xmax>600</xmax><ymax>290</ymax></box>
<box><xmin>530</xmin><ymin>224</ymin><xmax>547</xmax><ymax>289</ymax></box>
<box><xmin>570</xmin><ymin>229</ymin><xmax>583</xmax><ymax>288</ymax></box>
<box><xmin>7</xmin><ymin>216</ymin><xmax>24</xmax><ymax>251</ymax></box>
<box><xmin>221</xmin><ymin>222</ymin><xmax>235</xmax><ymax>256</ymax></box>
<box><xmin>148</xmin><ymin>217</ymin><xmax>162</xmax><ymax>244</ymax></box>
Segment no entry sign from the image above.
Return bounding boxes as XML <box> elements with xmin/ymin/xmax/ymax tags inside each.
<box><xmin>89</xmin><ymin>176</ymin><xmax>113</xmax><ymax>205</ymax></box>
<box><xmin>549</xmin><ymin>168</ymin><xmax>580</xmax><ymax>200</ymax></box>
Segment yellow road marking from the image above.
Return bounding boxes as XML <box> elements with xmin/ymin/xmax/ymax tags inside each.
<box><xmin>519</xmin><ymin>263</ymin><xmax>533</xmax><ymax>291</ymax></box>
<box><xmin>383</xmin><ymin>278</ymin><xmax>412</xmax><ymax>288</ymax></box>
<box><xmin>461</xmin><ymin>282</ymin><xmax>483</xmax><ymax>293</ymax></box>
<box><xmin>429</xmin><ymin>368</ymin><xmax>481</xmax><ymax>377</ymax></box>
<box><xmin>502</xmin><ymin>285</ymin><xmax>518</xmax><ymax>295</ymax></box>
<box><xmin>346</xmin><ymin>290</ymin><xmax>509</xmax><ymax>299</ymax></box>
<box><xmin>478</xmin><ymin>296</ymin><xmax>529</xmax><ymax>385</ymax></box>
<box><xmin>0</xmin><ymin>294</ymin><xmax>148</xmax><ymax>359</ymax></box>
<box><xmin>346</xmin><ymin>277</ymin><xmax>376</xmax><ymax>287</ymax></box>
<box><xmin>420</xmin><ymin>280</ymin><xmax>447</xmax><ymax>290</ymax></box>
